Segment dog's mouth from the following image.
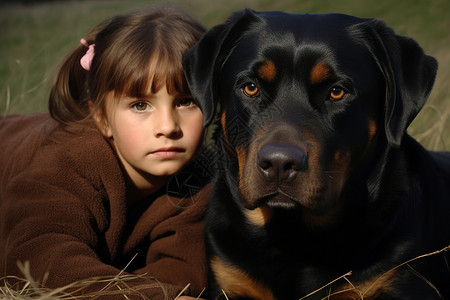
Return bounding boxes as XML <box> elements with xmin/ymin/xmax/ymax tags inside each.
<box><xmin>245</xmin><ymin>188</ymin><xmax>300</xmax><ymax>210</ymax></box>
<box><xmin>244</xmin><ymin>186</ymin><xmax>337</xmax><ymax>217</ymax></box>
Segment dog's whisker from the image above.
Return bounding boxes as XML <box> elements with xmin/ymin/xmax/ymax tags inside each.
<box><xmin>277</xmin><ymin>188</ymin><xmax>300</xmax><ymax>203</ymax></box>
<box><xmin>326</xmin><ymin>174</ymin><xmax>336</xmax><ymax>181</ymax></box>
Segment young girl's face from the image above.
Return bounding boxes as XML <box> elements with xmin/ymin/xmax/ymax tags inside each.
<box><xmin>102</xmin><ymin>86</ymin><xmax>203</xmax><ymax>190</ymax></box>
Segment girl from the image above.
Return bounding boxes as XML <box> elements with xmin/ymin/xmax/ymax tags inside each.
<box><xmin>0</xmin><ymin>5</ymin><xmax>209</xmax><ymax>300</ymax></box>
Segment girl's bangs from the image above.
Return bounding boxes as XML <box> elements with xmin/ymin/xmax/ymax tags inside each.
<box><xmin>121</xmin><ymin>52</ymin><xmax>187</xmax><ymax>99</ymax></box>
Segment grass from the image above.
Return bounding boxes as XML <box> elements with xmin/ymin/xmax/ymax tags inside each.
<box><xmin>0</xmin><ymin>260</ymin><xmax>151</xmax><ymax>299</ymax></box>
<box><xmin>2</xmin><ymin>246</ymin><xmax>447</xmax><ymax>299</ymax></box>
<box><xmin>299</xmin><ymin>245</ymin><xmax>450</xmax><ymax>299</ymax></box>
<box><xmin>1</xmin><ymin>0</ymin><xmax>449</xmax><ymax>150</ymax></box>
<box><xmin>0</xmin><ymin>259</ymin><xmax>201</xmax><ymax>300</ymax></box>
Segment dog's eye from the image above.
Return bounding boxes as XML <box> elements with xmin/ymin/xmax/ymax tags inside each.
<box><xmin>329</xmin><ymin>87</ymin><xmax>346</xmax><ymax>101</ymax></box>
<box><xmin>243</xmin><ymin>83</ymin><xmax>260</xmax><ymax>97</ymax></box>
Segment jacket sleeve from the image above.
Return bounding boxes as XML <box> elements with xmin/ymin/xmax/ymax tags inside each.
<box><xmin>132</xmin><ymin>184</ymin><xmax>212</xmax><ymax>298</ymax></box>
<box><xmin>0</xmin><ymin>118</ymin><xmax>194</xmax><ymax>299</ymax></box>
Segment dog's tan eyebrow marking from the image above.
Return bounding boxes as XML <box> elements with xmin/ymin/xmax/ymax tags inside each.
<box><xmin>310</xmin><ymin>62</ymin><xmax>331</xmax><ymax>84</ymax></box>
<box><xmin>257</xmin><ymin>60</ymin><xmax>277</xmax><ymax>82</ymax></box>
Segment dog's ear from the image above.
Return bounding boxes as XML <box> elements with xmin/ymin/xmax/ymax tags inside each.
<box><xmin>349</xmin><ymin>19</ymin><xmax>438</xmax><ymax>147</ymax></box>
<box><xmin>184</xmin><ymin>9</ymin><xmax>262</xmax><ymax>126</ymax></box>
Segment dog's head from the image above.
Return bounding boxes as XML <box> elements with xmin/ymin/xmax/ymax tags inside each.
<box><xmin>184</xmin><ymin>10</ymin><xmax>437</xmax><ymax>224</ymax></box>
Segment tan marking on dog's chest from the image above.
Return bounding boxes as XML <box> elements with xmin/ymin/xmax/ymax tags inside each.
<box><xmin>310</xmin><ymin>62</ymin><xmax>331</xmax><ymax>84</ymax></box>
<box><xmin>245</xmin><ymin>207</ymin><xmax>273</xmax><ymax>226</ymax></box>
<box><xmin>257</xmin><ymin>60</ymin><xmax>277</xmax><ymax>82</ymax></box>
<box><xmin>211</xmin><ymin>256</ymin><xmax>276</xmax><ymax>300</ymax></box>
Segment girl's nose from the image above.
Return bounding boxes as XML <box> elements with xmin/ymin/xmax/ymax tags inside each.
<box><xmin>153</xmin><ymin>108</ymin><xmax>182</xmax><ymax>138</ymax></box>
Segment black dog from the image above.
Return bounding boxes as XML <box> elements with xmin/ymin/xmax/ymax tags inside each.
<box><xmin>184</xmin><ymin>9</ymin><xmax>450</xmax><ymax>299</ymax></box>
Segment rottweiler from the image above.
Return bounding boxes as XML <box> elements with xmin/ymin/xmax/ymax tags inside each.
<box><xmin>184</xmin><ymin>9</ymin><xmax>450</xmax><ymax>300</ymax></box>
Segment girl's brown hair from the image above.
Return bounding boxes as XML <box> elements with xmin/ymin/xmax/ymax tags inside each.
<box><xmin>49</xmin><ymin>5</ymin><xmax>205</xmax><ymax>125</ymax></box>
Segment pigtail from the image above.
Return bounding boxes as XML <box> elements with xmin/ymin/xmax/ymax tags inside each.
<box><xmin>48</xmin><ymin>29</ymin><xmax>100</xmax><ymax>124</ymax></box>
<box><xmin>49</xmin><ymin>5</ymin><xmax>205</xmax><ymax>127</ymax></box>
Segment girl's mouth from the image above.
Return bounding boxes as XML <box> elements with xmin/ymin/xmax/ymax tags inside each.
<box><xmin>151</xmin><ymin>147</ymin><xmax>185</xmax><ymax>158</ymax></box>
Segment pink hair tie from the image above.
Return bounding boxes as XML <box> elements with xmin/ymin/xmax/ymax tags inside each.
<box><xmin>80</xmin><ymin>38</ymin><xmax>95</xmax><ymax>71</ymax></box>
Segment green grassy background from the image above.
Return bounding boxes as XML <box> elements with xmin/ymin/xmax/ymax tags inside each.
<box><xmin>1</xmin><ymin>0</ymin><xmax>449</xmax><ymax>150</ymax></box>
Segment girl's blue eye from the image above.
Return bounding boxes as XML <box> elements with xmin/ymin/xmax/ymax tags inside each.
<box><xmin>132</xmin><ymin>102</ymin><xmax>150</xmax><ymax>111</ymax></box>
<box><xmin>177</xmin><ymin>98</ymin><xmax>196</xmax><ymax>107</ymax></box>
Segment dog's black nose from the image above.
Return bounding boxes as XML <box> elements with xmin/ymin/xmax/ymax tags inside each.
<box><xmin>257</xmin><ymin>143</ymin><xmax>307</xmax><ymax>182</ymax></box>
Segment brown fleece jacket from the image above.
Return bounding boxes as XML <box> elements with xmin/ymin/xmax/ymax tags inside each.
<box><xmin>0</xmin><ymin>113</ymin><xmax>211</xmax><ymax>299</ymax></box>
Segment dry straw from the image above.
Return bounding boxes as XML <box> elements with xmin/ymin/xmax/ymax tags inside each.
<box><xmin>0</xmin><ymin>255</ymin><xmax>201</xmax><ymax>300</ymax></box>
<box><xmin>1</xmin><ymin>246</ymin><xmax>448</xmax><ymax>300</ymax></box>
<box><xmin>217</xmin><ymin>245</ymin><xmax>450</xmax><ymax>300</ymax></box>
<box><xmin>299</xmin><ymin>245</ymin><xmax>450</xmax><ymax>300</ymax></box>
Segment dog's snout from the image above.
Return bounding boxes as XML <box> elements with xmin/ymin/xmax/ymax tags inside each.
<box><xmin>257</xmin><ymin>143</ymin><xmax>307</xmax><ymax>182</ymax></box>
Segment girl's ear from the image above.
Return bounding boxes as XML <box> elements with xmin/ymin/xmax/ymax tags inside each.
<box><xmin>89</xmin><ymin>101</ymin><xmax>113</xmax><ymax>138</ymax></box>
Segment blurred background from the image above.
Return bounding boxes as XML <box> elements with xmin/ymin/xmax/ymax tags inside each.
<box><xmin>1</xmin><ymin>0</ymin><xmax>449</xmax><ymax>150</ymax></box>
